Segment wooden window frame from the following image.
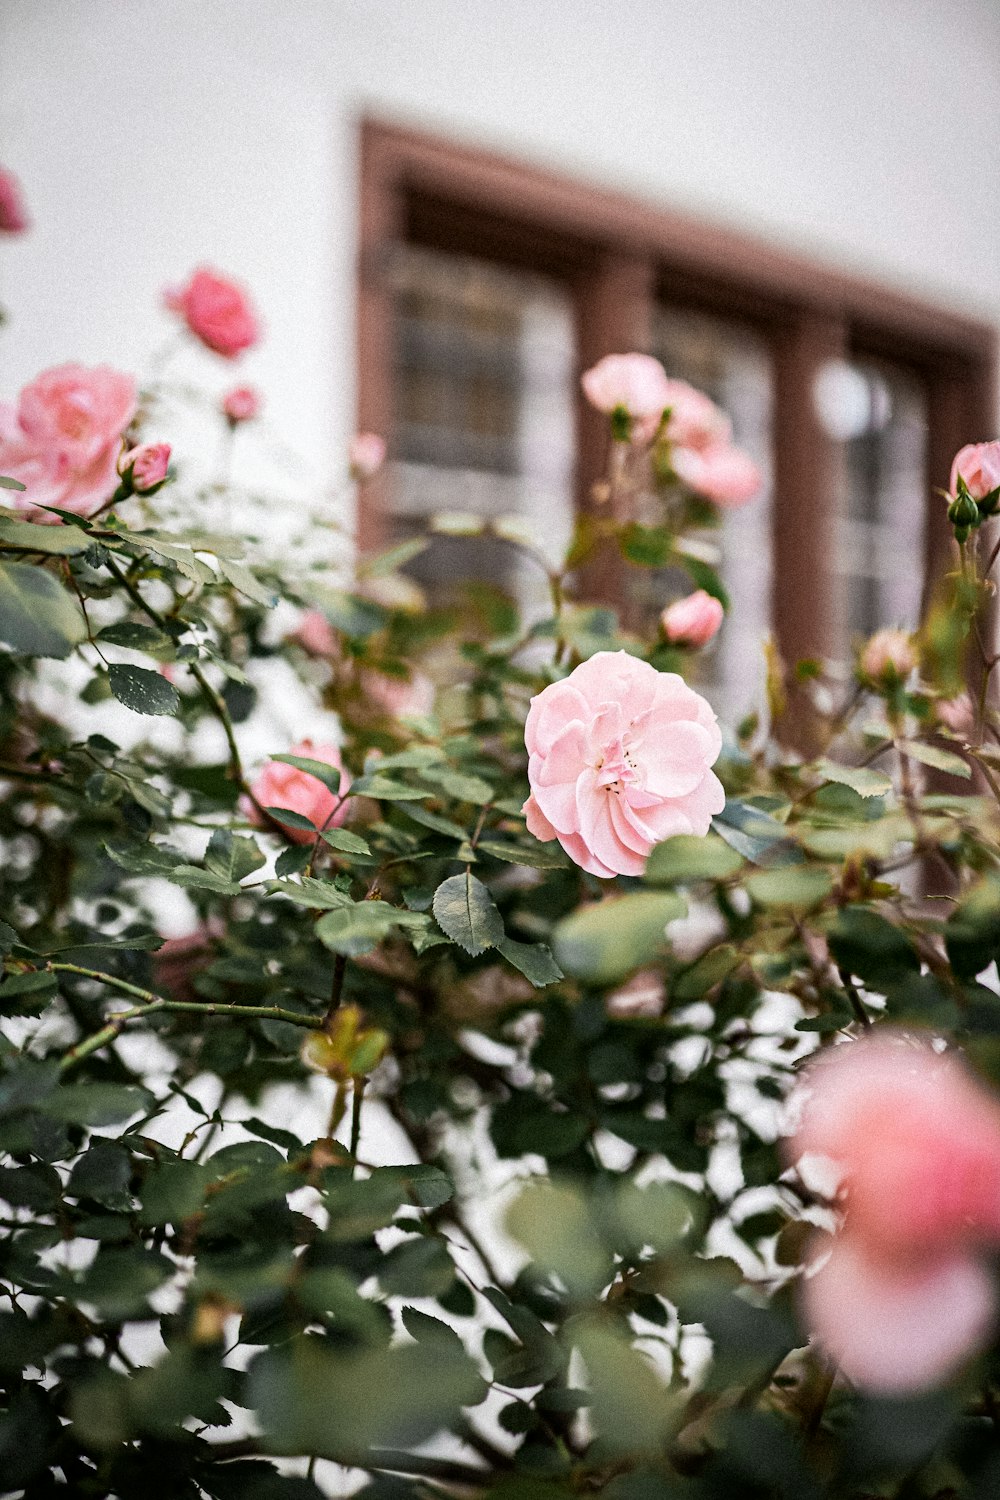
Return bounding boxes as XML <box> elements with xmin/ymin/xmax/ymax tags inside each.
<box><xmin>357</xmin><ymin>117</ymin><xmax>996</xmax><ymax>704</ymax></box>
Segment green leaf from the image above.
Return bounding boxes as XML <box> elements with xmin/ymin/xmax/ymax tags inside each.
<box><xmin>349</xmin><ymin>774</ymin><xmax>427</xmax><ymax>801</ymax></box>
<box><xmin>945</xmin><ymin>877</ymin><xmax>1000</xmax><ymax>980</ymax></box>
<box><xmin>553</xmin><ymin>891</ymin><xmax>685</xmax><ymax>985</ymax></box>
<box><xmin>828</xmin><ymin>907</ymin><xmax>920</xmax><ymax>986</ymax></box>
<box><xmin>713</xmin><ymin>799</ymin><xmax>800</xmax><ymax>865</ymax></box>
<box><xmin>315</xmin><ymin>901</ymin><xmax>429</xmax><ymax>957</ymax></box>
<box><xmin>379</xmin><ymin>1236</ymin><xmax>455</xmax><ymax>1298</ymax></box>
<box><xmin>45</xmin><ymin>1082</ymin><xmax>153</xmax><ymax>1127</ymax></box>
<box><xmin>0</xmin><ymin>476</ymin><xmax>27</xmax><ymax>490</ymax></box>
<box><xmin>0</xmin><ymin>560</ymin><xmax>86</xmax><ymax>657</ymax></box>
<box><xmin>0</xmin><ymin>969</ymin><xmax>58</xmax><ymax>1015</ymax></box>
<box><xmin>814</xmin><ymin>758</ymin><xmax>893</xmax><ymax>798</ymax></box>
<box><xmin>745</xmin><ymin>867</ymin><xmax>832</xmax><ymax>909</ymax></box>
<box><xmin>268</xmin><ymin>875</ymin><xmax>353</xmax><ymax>910</ymax></box>
<box><xmin>401</xmin><ymin>804</ymin><xmax>468</xmax><ymax>840</ymax></box>
<box><xmin>497</xmin><ymin>936</ymin><xmax>563</xmax><ymax>988</ymax></box>
<box><xmin>217</xmin><ymin>556</ymin><xmax>278</xmax><ymax>607</ymax></box>
<box><xmin>673</xmin><ymin>943</ymin><xmax>741</xmax><ymax>1000</ymax></box>
<box><xmin>478</xmin><ymin>836</ymin><xmax>569</xmax><ymax>869</ymax></box>
<box><xmin>270</xmin><ymin>753</ymin><xmax>341</xmax><ymax>795</ymax></box>
<box><xmin>645</xmin><ymin>833</ymin><xmax>744</xmax><ymax>884</ymax></box>
<box><xmin>104</xmin><ymin>839</ymin><xmax>185</xmax><ymax>875</ymax></box>
<box><xmin>95</xmin><ymin>621</ymin><xmax>176</xmax><ymax>656</ymax></box>
<box><xmin>107</xmin><ymin>663</ymin><xmax>180</xmax><ymax>716</ymax></box>
<box><xmin>506</xmin><ymin>1180</ymin><xmax>609</xmax><ymax>1295</ymax></box>
<box><xmin>133</xmin><ymin>534</ymin><xmax>214</xmax><ymax>582</ymax></box>
<box><xmin>432</xmin><ymin>872</ymin><xmax>505</xmax><ymax>955</ymax></box>
<box><xmin>419</xmin><ymin>765</ymin><xmax>494</xmax><ymax>804</ymax></box>
<box><xmin>897</xmin><ymin>739</ymin><xmax>972</xmax><ymax>778</ymax></box>
<box><xmin>320</xmin><ymin>827</ymin><xmax>371</xmax><ymax>856</ymax></box>
<box><xmin>204</xmin><ymin>828</ymin><xmax>266</xmax><ymax>885</ymax></box>
<box><xmin>0</xmin><ymin>516</ymin><xmax>90</xmax><ymax>553</ymax></box>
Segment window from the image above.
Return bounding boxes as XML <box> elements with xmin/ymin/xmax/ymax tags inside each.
<box><xmin>357</xmin><ymin>121</ymin><xmax>995</xmax><ymax>742</ymax></box>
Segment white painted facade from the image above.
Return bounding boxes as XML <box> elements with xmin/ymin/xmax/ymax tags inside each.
<box><xmin>2</xmin><ymin>0</ymin><xmax>999</xmax><ymax>492</ymax></box>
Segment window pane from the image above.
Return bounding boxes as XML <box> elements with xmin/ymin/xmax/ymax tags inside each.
<box><xmin>817</xmin><ymin>358</ymin><xmax>927</xmax><ymax>654</ymax></box>
<box><xmin>652</xmin><ymin>305</ymin><xmax>774</xmax><ymax>721</ymax></box>
<box><xmin>386</xmin><ymin>246</ymin><xmax>575</xmax><ymax>617</ymax></box>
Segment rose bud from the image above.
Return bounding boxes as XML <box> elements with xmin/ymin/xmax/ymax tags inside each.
<box><xmin>221</xmin><ymin>385</ymin><xmax>261</xmax><ymax>425</ymax></box>
<box><xmin>121</xmin><ymin>442</ymin><xmax>171</xmax><ymax>494</ymax></box>
<box><xmin>661</xmin><ymin>589</ymin><xmax>724</xmax><ymax>647</ymax></box>
<box><xmin>349</xmin><ymin>432</ymin><xmax>386</xmax><ymax>481</ymax></box>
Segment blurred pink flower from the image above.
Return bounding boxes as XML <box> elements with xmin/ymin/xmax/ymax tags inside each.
<box><xmin>859</xmin><ymin>627</ymin><xmax>915</xmax><ymax>682</ymax></box>
<box><xmin>349</xmin><ymin>432</ymin><xmax>386</xmax><ymax>480</ymax></box>
<box><xmin>522</xmin><ymin>650</ymin><xmax>724</xmax><ymax>878</ymax></box>
<box><xmin>950</xmin><ymin>440</ymin><xmax>1000</xmax><ymax>501</ymax></box>
<box><xmin>361</xmin><ymin>667</ymin><xmax>435</xmax><ymax>720</ymax></box>
<box><xmin>244</xmin><ymin>739</ymin><xmax>350</xmax><ymax>845</ymax></box>
<box><xmin>936</xmin><ymin>692</ymin><xmax>975</xmax><ymax>738</ymax></box>
<box><xmin>292</xmin><ymin>609</ymin><xmax>337</xmax><ymax>658</ymax></box>
<box><xmin>787</xmin><ymin>1032</ymin><xmax>1000</xmax><ymax>1390</ymax></box>
<box><xmin>581</xmin><ymin>353</ymin><xmax>673</xmax><ymax>424</ymax></box>
<box><xmin>222</xmin><ymin>385</ymin><xmax>261</xmax><ymax>424</ymax></box>
<box><xmin>122</xmin><ymin>442</ymin><xmax>170</xmax><ymax>493</ymax></box>
<box><xmin>0</xmin><ymin>167</ymin><xmax>29</xmax><ymax>233</ymax></box>
<box><xmin>0</xmin><ymin>363</ymin><xmax>136</xmax><ymax>520</ymax></box>
<box><xmin>661</xmin><ymin>589</ymin><xmax>724</xmax><ymax>647</ymax></box>
<box><xmin>164</xmin><ymin>267</ymin><xmax>259</xmax><ymax>358</ymax></box>
<box><xmin>672</xmin><ymin>442</ymin><xmax>761</xmax><ymax>508</ymax></box>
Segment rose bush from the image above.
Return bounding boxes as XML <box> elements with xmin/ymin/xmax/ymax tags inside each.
<box><xmin>3</xmin><ymin>271</ymin><xmax>1000</xmax><ymax>1500</ymax></box>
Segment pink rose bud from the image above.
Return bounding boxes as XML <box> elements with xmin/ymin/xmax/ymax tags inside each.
<box><xmin>221</xmin><ymin>385</ymin><xmax>262</xmax><ymax>424</ymax></box>
<box><xmin>0</xmin><ymin>167</ymin><xmax>29</xmax><ymax>234</ymax></box>
<box><xmin>950</xmin><ymin>440</ymin><xmax>1000</xmax><ymax>501</ymax></box>
<box><xmin>349</xmin><ymin>432</ymin><xmax>386</xmax><ymax>480</ymax></box>
<box><xmin>522</xmin><ymin>650</ymin><xmax>724</xmax><ymax>878</ymax></box>
<box><xmin>163</xmin><ymin>266</ymin><xmax>259</xmax><ymax>358</ymax></box>
<box><xmin>292</xmin><ymin>609</ymin><xmax>338</xmax><ymax>658</ymax></box>
<box><xmin>859</xmin><ymin>627</ymin><xmax>916</xmax><ymax>682</ymax></box>
<box><xmin>786</xmin><ymin>1032</ymin><xmax>1000</xmax><ymax>1391</ymax></box>
<box><xmin>936</xmin><ymin>692</ymin><xmax>974</xmax><ymax>737</ymax></box>
<box><xmin>661</xmin><ymin>589</ymin><xmax>725</xmax><ymax>647</ymax></box>
<box><xmin>243</xmin><ymin>738</ymin><xmax>350</xmax><ymax>844</ymax></box>
<box><xmin>671</xmin><ymin>442</ymin><xmax>762</xmax><ymax>507</ymax></box>
<box><xmin>581</xmin><ymin>353</ymin><xmax>674</xmax><ymax>427</ymax></box>
<box><xmin>122</xmin><ymin>442</ymin><xmax>171</xmax><ymax>494</ymax></box>
<box><xmin>0</xmin><ymin>363</ymin><xmax>137</xmax><ymax>521</ymax></box>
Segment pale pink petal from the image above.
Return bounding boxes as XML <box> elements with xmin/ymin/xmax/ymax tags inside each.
<box><xmin>523</xmin><ymin>793</ymin><xmax>557</xmax><ymax>842</ymax></box>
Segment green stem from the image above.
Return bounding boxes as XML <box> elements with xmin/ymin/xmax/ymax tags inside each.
<box><xmin>350</xmin><ymin>1077</ymin><xmax>365</xmax><ymax>1161</ymax></box>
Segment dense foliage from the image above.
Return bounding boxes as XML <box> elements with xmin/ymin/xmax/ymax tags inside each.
<box><xmin>3</xmin><ymin>334</ymin><xmax>1000</xmax><ymax>1500</ymax></box>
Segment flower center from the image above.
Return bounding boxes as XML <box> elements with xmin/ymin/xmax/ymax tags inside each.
<box><xmin>596</xmin><ymin>734</ymin><xmax>639</xmax><ymax>794</ymax></box>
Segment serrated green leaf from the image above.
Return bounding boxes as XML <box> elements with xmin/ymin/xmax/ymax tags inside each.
<box><xmin>217</xmin><ymin>556</ymin><xmax>278</xmax><ymax>607</ymax></box>
<box><xmin>316</xmin><ymin>901</ymin><xmax>429</xmax><ymax>956</ymax></box>
<box><xmin>815</xmin><ymin>758</ymin><xmax>893</xmax><ymax>798</ymax></box>
<box><xmin>497</xmin><ymin>937</ymin><xmax>563</xmax><ymax>988</ymax></box>
<box><xmin>350</xmin><ymin>775</ymin><xmax>427</xmax><ymax>801</ymax></box>
<box><xmin>897</xmin><ymin>740</ymin><xmax>972</xmax><ymax>778</ymax></box>
<box><xmin>432</xmin><ymin>872</ymin><xmax>504</xmax><ymax>955</ymax></box>
<box><xmin>107</xmin><ymin>664</ymin><xmax>180</xmax><ymax>716</ymax></box>
<box><xmin>320</xmin><ymin>827</ymin><xmax>371</xmax><ymax>856</ymax></box>
<box><xmin>270</xmin><ymin>754</ymin><xmax>342</xmax><ymax>795</ymax></box>
<box><xmin>204</xmin><ymin>828</ymin><xmax>266</xmax><ymax>884</ymax></box>
<box><xmin>0</xmin><ymin>516</ymin><xmax>90</xmax><ymax>553</ymax></box>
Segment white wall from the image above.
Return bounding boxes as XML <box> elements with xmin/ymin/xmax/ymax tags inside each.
<box><xmin>2</xmin><ymin>0</ymin><xmax>999</xmax><ymax>489</ymax></box>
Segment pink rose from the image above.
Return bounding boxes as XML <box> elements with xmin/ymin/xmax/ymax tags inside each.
<box><xmin>661</xmin><ymin>379</ymin><xmax>732</xmax><ymax>451</ymax></box>
<box><xmin>292</xmin><ymin>609</ymin><xmax>338</xmax><ymax>658</ymax></box>
<box><xmin>950</xmin><ymin>441</ymin><xmax>1000</xmax><ymax>501</ymax></box>
<box><xmin>122</xmin><ymin>442</ymin><xmax>171</xmax><ymax>494</ymax></box>
<box><xmin>787</xmin><ymin>1033</ymin><xmax>1000</xmax><ymax>1390</ymax></box>
<box><xmin>244</xmin><ymin>739</ymin><xmax>350</xmax><ymax>845</ymax></box>
<box><xmin>581</xmin><ymin>353</ymin><xmax>673</xmax><ymax>425</ymax></box>
<box><xmin>361</xmin><ymin>667</ymin><xmax>435</xmax><ymax>720</ymax></box>
<box><xmin>859</xmin><ymin>627</ymin><xmax>915</xmax><ymax>682</ymax></box>
<box><xmin>0</xmin><ymin>167</ymin><xmax>29</xmax><ymax>233</ymax></box>
<box><xmin>222</xmin><ymin>385</ymin><xmax>261</xmax><ymax>424</ymax></box>
<box><xmin>936</xmin><ymin>692</ymin><xmax>974</xmax><ymax>737</ymax></box>
<box><xmin>671</xmin><ymin>442</ymin><xmax>761</xmax><ymax>507</ymax></box>
<box><xmin>0</xmin><ymin>363</ymin><xmax>137</xmax><ymax>520</ymax></box>
<box><xmin>164</xmin><ymin>267</ymin><xmax>259</xmax><ymax>358</ymax></box>
<box><xmin>349</xmin><ymin>432</ymin><xmax>386</xmax><ymax>480</ymax></box>
<box><xmin>522</xmin><ymin>650</ymin><xmax>725</xmax><ymax>878</ymax></box>
<box><xmin>661</xmin><ymin>589</ymin><xmax>724</xmax><ymax>647</ymax></box>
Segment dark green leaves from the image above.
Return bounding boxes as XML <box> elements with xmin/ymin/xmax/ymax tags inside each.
<box><xmin>432</xmin><ymin>872</ymin><xmax>504</xmax><ymax>955</ymax></box>
<box><xmin>0</xmin><ymin>559</ymin><xmax>86</xmax><ymax>657</ymax></box>
<box><xmin>107</xmin><ymin>663</ymin><xmax>180</xmax><ymax>716</ymax></box>
<box><xmin>552</xmin><ymin>891</ymin><xmax>685</xmax><ymax>985</ymax></box>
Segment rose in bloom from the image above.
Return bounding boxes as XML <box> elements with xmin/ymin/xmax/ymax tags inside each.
<box><xmin>0</xmin><ymin>363</ymin><xmax>137</xmax><ymax>520</ymax></box>
<box><xmin>164</xmin><ymin>267</ymin><xmax>259</xmax><ymax>358</ymax></box>
<box><xmin>0</xmin><ymin>167</ymin><xmax>29</xmax><ymax>233</ymax></box>
<box><xmin>671</xmin><ymin>441</ymin><xmax>761</xmax><ymax>508</ymax></box>
<box><xmin>222</xmin><ymin>385</ymin><xmax>261</xmax><ymax>424</ymax></box>
<box><xmin>859</xmin><ymin>627</ymin><xmax>916</xmax><ymax>682</ymax></box>
<box><xmin>950</xmin><ymin>440</ymin><xmax>1000</xmax><ymax>501</ymax></box>
<box><xmin>661</xmin><ymin>589</ymin><xmax>724</xmax><ymax>647</ymax></box>
<box><xmin>121</xmin><ymin>442</ymin><xmax>170</xmax><ymax>494</ymax></box>
<box><xmin>786</xmin><ymin>1032</ymin><xmax>1000</xmax><ymax>1391</ymax></box>
<box><xmin>245</xmin><ymin>739</ymin><xmax>350</xmax><ymax>844</ymax></box>
<box><xmin>936</xmin><ymin>692</ymin><xmax>975</xmax><ymax>738</ymax></box>
<box><xmin>522</xmin><ymin>650</ymin><xmax>725</xmax><ymax>878</ymax></box>
<box><xmin>581</xmin><ymin>353</ymin><xmax>674</xmax><ymax>425</ymax></box>
<box><xmin>349</xmin><ymin>432</ymin><xmax>386</xmax><ymax>480</ymax></box>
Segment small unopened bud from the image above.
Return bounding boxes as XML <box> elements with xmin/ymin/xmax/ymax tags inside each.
<box><xmin>349</xmin><ymin>432</ymin><xmax>386</xmax><ymax>481</ymax></box>
<box><xmin>859</xmin><ymin>628</ymin><xmax>916</xmax><ymax>684</ymax></box>
<box><xmin>221</xmin><ymin>384</ymin><xmax>261</xmax><ymax>425</ymax></box>
<box><xmin>947</xmin><ymin>489</ymin><xmax>979</xmax><ymax>539</ymax></box>
<box><xmin>120</xmin><ymin>442</ymin><xmax>171</xmax><ymax>495</ymax></box>
<box><xmin>301</xmin><ymin>1003</ymin><xmax>389</xmax><ymax>1080</ymax></box>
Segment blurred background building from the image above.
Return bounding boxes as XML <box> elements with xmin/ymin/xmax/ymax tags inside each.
<box><xmin>2</xmin><ymin>0</ymin><xmax>998</xmax><ymax>718</ymax></box>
